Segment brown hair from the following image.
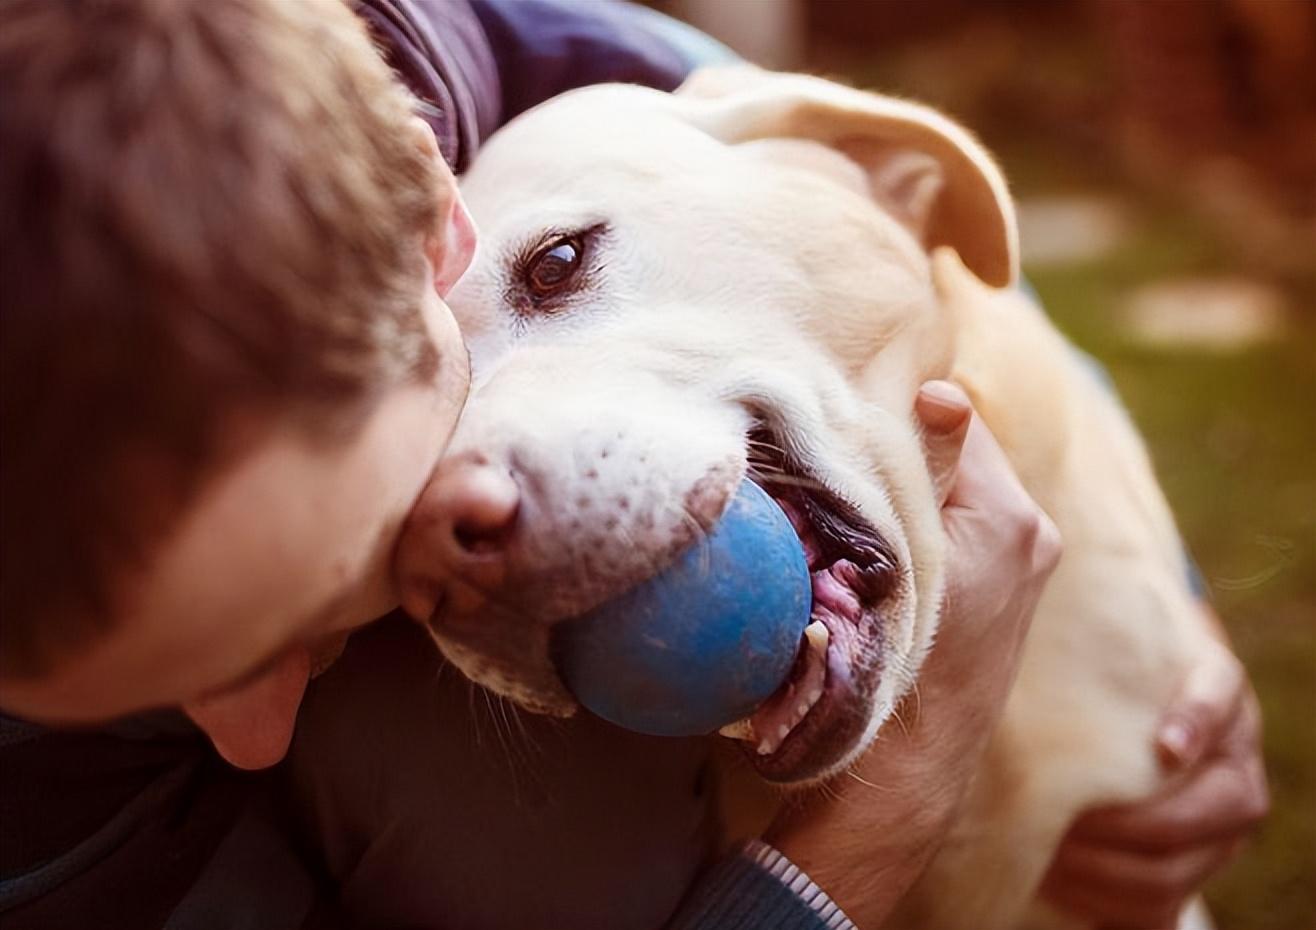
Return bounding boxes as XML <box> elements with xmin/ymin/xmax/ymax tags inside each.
<box><xmin>0</xmin><ymin>0</ymin><xmax>444</xmax><ymax>675</ymax></box>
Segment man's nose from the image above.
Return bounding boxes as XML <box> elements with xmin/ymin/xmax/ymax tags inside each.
<box><xmin>396</xmin><ymin>454</ymin><xmax>521</xmax><ymax>623</ymax></box>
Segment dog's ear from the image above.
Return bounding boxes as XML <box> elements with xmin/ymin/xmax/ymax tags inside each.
<box><xmin>679</xmin><ymin>67</ymin><xmax>1018</xmax><ymax>288</ymax></box>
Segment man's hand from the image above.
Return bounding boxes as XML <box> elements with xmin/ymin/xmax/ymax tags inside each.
<box><xmin>1041</xmin><ymin>635</ymin><xmax>1269</xmax><ymax>928</ymax></box>
<box><xmin>767</xmin><ymin>381</ymin><xmax>1061</xmax><ymax>928</ymax></box>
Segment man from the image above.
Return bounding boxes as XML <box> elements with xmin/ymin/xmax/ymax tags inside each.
<box><xmin>0</xmin><ymin>1</ymin><xmax>1263</xmax><ymax>928</ymax></box>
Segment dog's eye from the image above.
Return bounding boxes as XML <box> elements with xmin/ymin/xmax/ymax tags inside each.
<box><xmin>526</xmin><ymin>236</ymin><xmax>584</xmax><ymax>297</ymax></box>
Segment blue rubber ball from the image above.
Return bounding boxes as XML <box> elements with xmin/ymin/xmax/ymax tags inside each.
<box><xmin>555</xmin><ymin>479</ymin><xmax>813</xmax><ymax>737</ymax></box>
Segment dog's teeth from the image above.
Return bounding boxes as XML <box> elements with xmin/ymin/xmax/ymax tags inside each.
<box><xmin>804</xmin><ymin>620</ymin><xmax>829</xmax><ymax>652</ymax></box>
<box><xmin>719</xmin><ymin>718</ymin><xmax>755</xmax><ymax>741</ymax></box>
<box><xmin>756</xmin><ymin>725</ymin><xmax>792</xmax><ymax>756</ymax></box>
<box><xmin>740</xmin><ymin>623</ymin><xmax>832</xmax><ymax>758</ymax></box>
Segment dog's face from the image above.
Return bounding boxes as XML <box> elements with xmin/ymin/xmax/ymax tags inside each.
<box><xmin>397</xmin><ymin>71</ymin><xmax>1017</xmax><ymax>783</ymax></box>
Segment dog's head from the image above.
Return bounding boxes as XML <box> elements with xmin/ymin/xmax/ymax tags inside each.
<box><xmin>396</xmin><ymin>69</ymin><xmax>1017</xmax><ymax>782</ymax></box>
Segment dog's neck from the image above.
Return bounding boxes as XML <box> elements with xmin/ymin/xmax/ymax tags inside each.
<box><xmin>938</xmin><ymin>252</ymin><xmax>1187</xmax><ymax>579</ymax></box>
<box><xmin>937</xmin><ymin>260</ymin><xmax>1081</xmax><ymax>518</ymax></box>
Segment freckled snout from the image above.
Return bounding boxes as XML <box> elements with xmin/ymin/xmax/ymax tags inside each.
<box><xmin>396</xmin><ymin>453</ymin><xmax>521</xmax><ymax>624</ymax></box>
<box><xmin>390</xmin><ymin>350</ymin><xmax>752</xmax><ymax>711</ymax></box>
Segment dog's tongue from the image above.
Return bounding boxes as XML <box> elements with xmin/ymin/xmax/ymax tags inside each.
<box><xmin>184</xmin><ymin>647</ymin><xmax>310</xmax><ymax>770</ymax></box>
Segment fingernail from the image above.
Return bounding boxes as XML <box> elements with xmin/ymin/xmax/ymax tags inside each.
<box><xmin>1157</xmin><ymin>719</ymin><xmax>1197</xmax><ymax>768</ymax></box>
<box><xmin>916</xmin><ymin>380</ymin><xmax>970</xmax><ymax>432</ymax></box>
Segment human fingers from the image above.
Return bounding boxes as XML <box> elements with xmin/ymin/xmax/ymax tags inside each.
<box><xmin>915</xmin><ymin>380</ymin><xmax>972</xmax><ymax>507</ymax></box>
<box><xmin>1041</xmin><ymin>835</ymin><xmax>1241</xmax><ymax>929</ymax></box>
<box><xmin>1066</xmin><ymin>712</ymin><xmax>1268</xmax><ymax>852</ymax></box>
<box><xmin>936</xmin><ymin>413</ymin><xmax>1061</xmax><ymax>649</ymax></box>
<box><xmin>1156</xmin><ymin>640</ymin><xmax>1246</xmax><ymax>770</ymax></box>
<box><xmin>941</xmin><ymin>413</ymin><xmax>1061</xmax><ymax>596</ymax></box>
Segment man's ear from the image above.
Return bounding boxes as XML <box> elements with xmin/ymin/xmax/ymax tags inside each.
<box><xmin>677</xmin><ymin>68</ymin><xmax>1018</xmax><ymax>288</ymax></box>
<box><xmin>408</xmin><ymin>117</ymin><xmax>476</xmax><ymax>296</ymax></box>
<box><xmin>430</xmin><ymin>191</ymin><xmax>477</xmax><ymax>297</ymax></box>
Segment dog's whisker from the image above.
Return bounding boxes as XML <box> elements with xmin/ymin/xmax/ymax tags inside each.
<box><xmin>746</xmin><ymin>437</ymin><xmax>788</xmax><ymax>456</ymax></box>
<box><xmin>845</xmin><ymin>768</ymin><xmax>895</xmax><ymax>793</ymax></box>
<box><xmin>746</xmin><ymin>469</ymin><xmax>830</xmax><ymax>494</ymax></box>
<box><xmin>465</xmin><ymin>679</ymin><xmax>484</xmax><ymax>751</ymax></box>
<box><xmin>495</xmin><ymin>692</ymin><xmax>514</xmax><ymax>745</ymax></box>
<box><xmin>888</xmin><ymin>701</ymin><xmax>912</xmax><ymax>739</ymax></box>
<box><xmin>817</xmin><ymin>777</ymin><xmax>845</xmax><ymax>804</ymax></box>
<box><xmin>672</xmin><ymin>504</ymin><xmax>714</xmax><ymax>577</ymax></box>
<box><xmin>495</xmin><ymin>692</ymin><xmax>537</xmax><ymax>774</ymax></box>
<box><xmin>744</xmin><ymin>460</ymin><xmax>784</xmax><ymax>478</ymax></box>
<box><xmin>482</xmin><ymin>686</ymin><xmax>520</xmax><ymax>779</ymax></box>
<box><xmin>428</xmin><ymin>655</ymin><xmax>450</xmax><ymax>689</ymax></box>
<box><xmin>745</xmin><ymin>456</ymin><xmax>831</xmax><ymax>493</ymax></box>
<box><xmin>617</xmin><ymin>522</ymin><xmax>672</xmax><ymax>584</ymax></box>
<box><xmin>505</xmin><ymin>696</ymin><xmax>543</xmax><ymax>760</ymax></box>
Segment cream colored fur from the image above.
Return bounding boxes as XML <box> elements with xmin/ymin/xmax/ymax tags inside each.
<box><xmin>439</xmin><ymin>67</ymin><xmax>1218</xmax><ymax>929</ymax></box>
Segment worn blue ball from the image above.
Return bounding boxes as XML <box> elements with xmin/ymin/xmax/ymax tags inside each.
<box><xmin>555</xmin><ymin>480</ymin><xmax>813</xmax><ymax>737</ymax></box>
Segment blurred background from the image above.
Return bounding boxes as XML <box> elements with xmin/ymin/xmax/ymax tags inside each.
<box><xmin>652</xmin><ymin>0</ymin><xmax>1314</xmax><ymax>926</ymax></box>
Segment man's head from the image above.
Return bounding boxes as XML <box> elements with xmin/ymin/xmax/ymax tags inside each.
<box><xmin>0</xmin><ymin>0</ymin><xmax>474</xmax><ymax>763</ymax></box>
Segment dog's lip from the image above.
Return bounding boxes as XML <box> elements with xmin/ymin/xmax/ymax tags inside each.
<box><xmin>742</xmin><ymin>526</ymin><xmax>891</xmax><ymax>781</ymax></box>
<box><xmin>739</xmin><ymin>426</ymin><xmax>899</xmax><ymax>781</ymax></box>
<box><xmin>747</xmin><ymin>603</ymin><xmax>881</xmax><ymax>781</ymax></box>
<box><xmin>746</xmin><ymin>425</ymin><xmax>899</xmax><ymax>609</ymax></box>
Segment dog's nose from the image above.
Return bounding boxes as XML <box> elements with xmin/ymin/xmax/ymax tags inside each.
<box><xmin>396</xmin><ymin>454</ymin><xmax>520</xmax><ymax>623</ymax></box>
<box><xmin>445</xmin><ymin>460</ymin><xmax>521</xmax><ymax>554</ymax></box>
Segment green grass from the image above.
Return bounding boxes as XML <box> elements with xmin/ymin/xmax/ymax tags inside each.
<box><xmin>1024</xmin><ymin>210</ymin><xmax>1316</xmax><ymax>929</ymax></box>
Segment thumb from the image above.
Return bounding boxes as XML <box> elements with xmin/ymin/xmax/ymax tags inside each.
<box><xmin>1157</xmin><ymin>638</ymin><xmax>1245</xmax><ymax>771</ymax></box>
<box><xmin>915</xmin><ymin>380</ymin><xmax>973</xmax><ymax>506</ymax></box>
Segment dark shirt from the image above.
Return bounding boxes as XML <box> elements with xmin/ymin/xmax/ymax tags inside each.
<box><xmin>0</xmin><ymin>714</ymin><xmax>284</xmax><ymax>930</ymax></box>
<box><xmin>353</xmin><ymin>0</ymin><xmax>714</xmax><ymax>173</ymax></box>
